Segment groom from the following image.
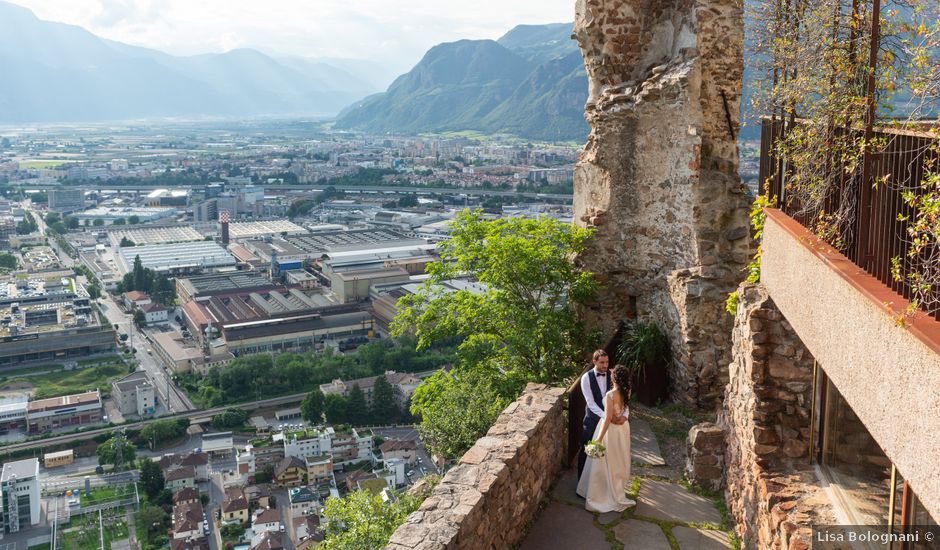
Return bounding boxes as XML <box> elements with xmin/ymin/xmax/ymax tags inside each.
<box><xmin>578</xmin><ymin>349</ymin><xmax>626</xmax><ymax>478</ymax></box>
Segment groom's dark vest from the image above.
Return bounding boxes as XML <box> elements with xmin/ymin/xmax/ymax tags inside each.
<box><xmin>583</xmin><ymin>370</ymin><xmax>605</xmax><ymax>422</ymax></box>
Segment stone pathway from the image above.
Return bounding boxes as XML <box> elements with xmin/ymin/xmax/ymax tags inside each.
<box><xmin>520</xmin><ymin>418</ymin><xmax>734</xmax><ymax>550</ymax></box>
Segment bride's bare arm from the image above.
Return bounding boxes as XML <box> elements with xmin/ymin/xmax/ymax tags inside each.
<box><xmin>597</xmin><ymin>399</ymin><xmax>615</xmax><ymax>443</ymax></box>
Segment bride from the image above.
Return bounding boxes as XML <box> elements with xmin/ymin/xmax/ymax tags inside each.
<box><xmin>576</xmin><ymin>364</ymin><xmax>635</xmax><ymax>513</ymax></box>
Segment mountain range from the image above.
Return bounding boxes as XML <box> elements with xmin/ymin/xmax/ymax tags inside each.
<box><xmin>334</xmin><ymin>24</ymin><xmax>590</xmax><ymax>142</ymax></box>
<box><xmin>0</xmin><ymin>0</ymin><xmax>386</xmax><ymax>123</ymax></box>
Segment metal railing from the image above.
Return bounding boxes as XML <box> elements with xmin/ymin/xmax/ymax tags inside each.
<box><xmin>759</xmin><ymin>117</ymin><xmax>940</xmax><ymax>320</ymax></box>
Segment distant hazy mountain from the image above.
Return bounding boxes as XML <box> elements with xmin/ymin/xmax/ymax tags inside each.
<box><xmin>0</xmin><ymin>1</ymin><xmax>379</xmax><ymax>123</ymax></box>
<box><xmin>335</xmin><ymin>23</ymin><xmax>591</xmax><ymax>142</ymax></box>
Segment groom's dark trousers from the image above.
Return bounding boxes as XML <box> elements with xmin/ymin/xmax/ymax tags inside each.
<box><xmin>577</xmin><ymin>370</ymin><xmax>606</xmax><ymax>478</ymax></box>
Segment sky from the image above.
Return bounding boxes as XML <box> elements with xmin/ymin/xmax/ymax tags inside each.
<box><xmin>6</xmin><ymin>0</ymin><xmax>575</xmax><ymax>74</ymax></box>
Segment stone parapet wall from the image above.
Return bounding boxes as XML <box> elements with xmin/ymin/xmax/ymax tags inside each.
<box><xmin>573</xmin><ymin>0</ymin><xmax>752</xmax><ymax>408</ymax></box>
<box><xmin>385</xmin><ymin>384</ymin><xmax>566</xmax><ymax>550</ymax></box>
<box><xmin>718</xmin><ymin>283</ymin><xmax>836</xmax><ymax>549</ymax></box>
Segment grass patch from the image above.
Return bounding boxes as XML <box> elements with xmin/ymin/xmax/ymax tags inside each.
<box><xmin>0</xmin><ymin>361</ymin><xmax>126</xmax><ymax>399</ymax></box>
<box><xmin>19</xmin><ymin>160</ymin><xmax>69</xmax><ymax>169</ymax></box>
<box><xmin>79</xmin><ymin>484</ymin><xmax>135</xmax><ymax>507</ymax></box>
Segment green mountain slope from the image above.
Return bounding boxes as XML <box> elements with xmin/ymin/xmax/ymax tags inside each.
<box><xmin>335</xmin><ymin>23</ymin><xmax>590</xmax><ymax>142</ymax></box>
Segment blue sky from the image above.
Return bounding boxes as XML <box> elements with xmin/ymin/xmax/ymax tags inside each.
<box><xmin>7</xmin><ymin>0</ymin><xmax>575</xmax><ymax>74</ymax></box>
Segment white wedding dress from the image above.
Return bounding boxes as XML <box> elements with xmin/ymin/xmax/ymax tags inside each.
<box><xmin>576</xmin><ymin>391</ymin><xmax>634</xmax><ymax>513</ymax></box>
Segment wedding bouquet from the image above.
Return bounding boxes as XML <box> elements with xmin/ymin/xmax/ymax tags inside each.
<box><xmin>585</xmin><ymin>439</ymin><xmax>606</xmax><ymax>458</ymax></box>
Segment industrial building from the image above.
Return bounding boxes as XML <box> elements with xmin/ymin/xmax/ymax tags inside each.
<box><xmin>176</xmin><ymin>272</ymin><xmax>276</xmax><ymax>302</ymax></box>
<box><xmin>286</xmin><ymin>228</ymin><xmax>427</xmax><ymax>256</ymax></box>
<box><xmin>227</xmin><ymin>220</ymin><xmax>306</xmax><ymax>240</ymax></box>
<box><xmin>74</xmin><ymin>206</ymin><xmax>178</xmax><ymax>225</ymax></box>
<box><xmin>116</xmin><ymin>241</ymin><xmax>236</xmax><ymax>275</ymax></box>
<box><xmin>181</xmin><ymin>285</ymin><xmax>372</xmax><ymax>356</ymax></box>
<box><xmin>108</xmin><ymin>226</ymin><xmax>204</xmax><ymax>248</ymax></box>
<box><xmin>48</xmin><ymin>189</ymin><xmax>85</xmax><ymax>212</ymax></box>
<box><xmin>0</xmin><ymin>459</ymin><xmax>40</xmax><ymax>533</ymax></box>
<box><xmin>112</xmin><ymin>371</ymin><xmax>156</xmax><ymax>417</ymax></box>
<box><xmin>0</xmin><ymin>275</ymin><xmax>117</xmax><ymax>366</ymax></box>
<box><xmin>26</xmin><ymin>390</ymin><xmax>103</xmax><ymax>433</ymax></box>
<box><xmin>146</xmin><ymin>189</ymin><xmax>190</xmax><ymax>207</ymax></box>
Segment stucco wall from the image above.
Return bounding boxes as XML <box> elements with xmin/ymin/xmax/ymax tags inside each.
<box><xmin>384</xmin><ymin>384</ymin><xmax>567</xmax><ymax>550</ymax></box>
<box><xmin>761</xmin><ymin>209</ymin><xmax>940</xmax><ymax>520</ymax></box>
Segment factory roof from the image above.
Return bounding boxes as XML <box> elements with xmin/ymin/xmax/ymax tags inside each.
<box><xmin>227</xmin><ymin>220</ymin><xmax>307</xmax><ymax>239</ymax></box>
<box><xmin>118</xmin><ymin>241</ymin><xmax>236</xmax><ymax>273</ymax></box>
<box><xmin>285</xmin><ymin>228</ymin><xmax>426</xmax><ymax>255</ymax></box>
<box><xmin>110</xmin><ymin>226</ymin><xmax>203</xmax><ymax>247</ymax></box>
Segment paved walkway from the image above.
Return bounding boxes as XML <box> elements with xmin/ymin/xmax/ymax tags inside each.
<box><xmin>520</xmin><ymin>418</ymin><xmax>734</xmax><ymax>550</ymax></box>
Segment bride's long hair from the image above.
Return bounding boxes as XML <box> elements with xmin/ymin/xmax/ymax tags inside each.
<box><xmin>611</xmin><ymin>364</ymin><xmax>632</xmax><ymax>406</ymax></box>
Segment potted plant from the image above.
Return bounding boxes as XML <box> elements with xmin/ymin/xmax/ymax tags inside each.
<box><xmin>617</xmin><ymin>322</ymin><xmax>670</xmax><ymax>406</ymax></box>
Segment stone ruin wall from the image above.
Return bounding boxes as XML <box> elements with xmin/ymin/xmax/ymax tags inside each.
<box><xmin>384</xmin><ymin>384</ymin><xmax>566</xmax><ymax>550</ymax></box>
<box><xmin>717</xmin><ymin>283</ymin><xmax>838</xmax><ymax>549</ymax></box>
<box><xmin>572</xmin><ymin>0</ymin><xmax>753</xmax><ymax>409</ymax></box>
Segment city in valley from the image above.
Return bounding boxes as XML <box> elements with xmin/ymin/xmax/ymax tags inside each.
<box><xmin>0</xmin><ymin>122</ymin><xmax>576</xmax><ymax>550</ymax></box>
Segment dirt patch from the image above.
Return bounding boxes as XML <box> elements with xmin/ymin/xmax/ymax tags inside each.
<box><xmin>630</xmin><ymin>401</ymin><xmax>715</xmax><ymax>481</ymax></box>
<box><xmin>0</xmin><ymin>381</ymin><xmax>33</xmax><ymax>392</ymax></box>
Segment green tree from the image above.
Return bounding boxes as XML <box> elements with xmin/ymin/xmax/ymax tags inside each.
<box><xmin>319</xmin><ymin>489</ymin><xmax>423</xmax><ymax>550</ymax></box>
<box><xmin>346</xmin><ymin>384</ymin><xmax>368</xmax><ymax>426</ymax></box>
<box><xmin>50</xmin><ymin>221</ymin><xmax>67</xmax><ymax>234</ymax></box>
<box><xmin>324</xmin><ymin>393</ymin><xmax>348</xmax><ymax>424</ymax></box>
<box><xmin>120</xmin><ymin>237</ymin><xmax>135</xmax><ymax>247</ymax></box>
<box><xmin>87</xmin><ymin>283</ymin><xmax>101</xmax><ymax>300</ymax></box>
<box><xmin>0</xmin><ymin>253</ymin><xmax>17</xmax><ymax>270</ymax></box>
<box><xmin>112</xmin><ymin>218</ymin><xmax>126</xmax><ymax>226</ymax></box>
<box><xmin>300</xmin><ymin>389</ymin><xmax>326</xmax><ymax>423</ymax></box>
<box><xmin>136</xmin><ymin>504</ymin><xmax>168</xmax><ymax>539</ymax></box>
<box><xmin>140</xmin><ymin>418</ymin><xmax>189</xmax><ymax>448</ymax></box>
<box><xmin>44</xmin><ymin>212</ymin><xmax>60</xmax><ymax>226</ymax></box>
<box><xmin>138</xmin><ymin>458</ymin><xmax>165</xmax><ymax>499</ymax></box>
<box><xmin>392</xmin><ymin>210</ymin><xmax>598</xmax><ymax>386</ymax></box>
<box><xmin>369</xmin><ymin>375</ymin><xmax>399</xmax><ymax>424</ymax></box>
<box><xmin>93</xmin><ymin>219</ymin><xmax>104</xmax><ymax>227</ymax></box>
<box><xmin>134</xmin><ymin>309</ymin><xmax>146</xmax><ymax>328</ymax></box>
<box><xmin>128</xmin><ymin>215</ymin><xmax>140</xmax><ymax>225</ymax></box>
<box><xmin>96</xmin><ymin>437</ymin><xmax>136</xmax><ymax>467</ymax></box>
<box><xmin>409</xmin><ymin>368</ymin><xmax>508</xmax><ymax>459</ymax></box>
<box><xmin>65</xmin><ymin>216</ymin><xmax>79</xmax><ymax>229</ymax></box>
<box><xmin>212</xmin><ymin>408</ymin><xmax>248</xmax><ymax>429</ymax></box>
<box><xmin>0</xmin><ymin>138</ymin><xmax>10</xmax><ymax>149</ymax></box>
<box><xmin>132</xmin><ymin>255</ymin><xmax>146</xmax><ymax>292</ymax></box>
<box><xmin>16</xmin><ymin>213</ymin><xmax>38</xmax><ymax>235</ymax></box>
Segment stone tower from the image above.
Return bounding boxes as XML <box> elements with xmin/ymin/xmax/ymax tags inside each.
<box><xmin>572</xmin><ymin>0</ymin><xmax>752</xmax><ymax>408</ymax></box>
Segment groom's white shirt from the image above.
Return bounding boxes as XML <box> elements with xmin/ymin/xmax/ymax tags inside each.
<box><xmin>581</xmin><ymin>368</ymin><xmax>630</xmax><ymax>419</ymax></box>
<box><xmin>581</xmin><ymin>367</ymin><xmax>608</xmax><ymax>418</ymax></box>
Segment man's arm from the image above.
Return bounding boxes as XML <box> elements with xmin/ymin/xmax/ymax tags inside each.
<box><xmin>581</xmin><ymin>373</ymin><xmax>604</xmax><ymax>417</ymax></box>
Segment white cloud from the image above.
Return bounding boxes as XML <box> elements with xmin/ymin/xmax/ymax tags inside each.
<box><xmin>7</xmin><ymin>0</ymin><xmax>575</xmax><ymax>72</ymax></box>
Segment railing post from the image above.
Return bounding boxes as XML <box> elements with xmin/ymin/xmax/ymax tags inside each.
<box><xmin>858</xmin><ymin>0</ymin><xmax>882</xmax><ymax>270</ymax></box>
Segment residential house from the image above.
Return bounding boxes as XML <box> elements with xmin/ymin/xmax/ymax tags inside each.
<box><xmin>112</xmin><ymin>371</ymin><xmax>156</xmax><ymax>417</ymax></box>
<box><xmin>252</xmin><ymin>508</ymin><xmax>281</xmax><ymax>533</ymax></box>
<box><xmin>293</xmin><ymin>514</ymin><xmax>323</xmax><ymax>546</ymax></box>
<box><xmin>344</xmin><ymin>470</ymin><xmax>378</xmax><ymax>493</ymax></box>
<box><xmin>165</xmin><ymin>465</ymin><xmax>196</xmax><ymax>492</ymax></box>
<box><xmin>245</xmin><ymin>484</ymin><xmax>273</xmax><ymax>509</ymax></box>
<box><xmin>331</xmin><ymin>428</ymin><xmax>373</xmax><ymax>466</ymax></box>
<box><xmin>318</xmin><ymin>371</ymin><xmax>421</xmax><ymax>407</ymax></box>
<box><xmin>171</xmin><ymin>538</ymin><xmax>210</xmax><ymax>550</ymax></box>
<box><xmin>304</xmin><ymin>454</ymin><xmax>333</xmax><ymax>484</ymax></box>
<box><xmin>159</xmin><ymin>452</ymin><xmax>209</xmax><ymax>481</ymax></box>
<box><xmin>376</xmin><ymin>457</ymin><xmax>406</xmax><ymax>488</ymax></box>
<box><xmin>173</xmin><ymin>487</ymin><xmax>200</xmax><ymax>507</ymax></box>
<box><xmin>273</xmin><ymin>456</ymin><xmax>305</xmax><ymax>487</ymax></box>
<box><xmin>282</xmin><ymin>428</ymin><xmax>333</xmax><ymax>461</ymax></box>
<box><xmin>236</xmin><ymin>444</ymin><xmax>256</xmax><ymax>482</ymax></box>
<box><xmin>288</xmin><ymin>486</ymin><xmax>319</xmax><ymax>517</ymax></box>
<box><xmin>251</xmin><ymin>531</ymin><xmax>285</xmax><ymax>550</ymax></box>
<box><xmin>123</xmin><ymin>290</ymin><xmax>151</xmax><ymax>310</ymax></box>
<box><xmin>221</xmin><ymin>487</ymin><xmax>250</xmax><ymax>525</ymax></box>
<box><xmin>141</xmin><ymin>303</ymin><xmax>169</xmax><ymax>324</ymax></box>
<box><xmin>172</xmin><ymin>501</ymin><xmax>205</xmax><ymax>541</ymax></box>
<box><xmin>379</xmin><ymin>439</ymin><xmax>417</xmax><ymax>466</ymax></box>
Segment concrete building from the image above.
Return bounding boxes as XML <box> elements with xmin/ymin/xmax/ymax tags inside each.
<box><xmin>165</xmin><ymin>465</ymin><xmax>196</xmax><ymax>492</ymax></box>
<box><xmin>283</xmin><ymin>428</ymin><xmax>333</xmax><ymax>461</ymax></box>
<box><xmin>48</xmin><ymin>189</ymin><xmax>85</xmax><ymax>212</ymax></box>
<box><xmin>0</xmin><ymin>459</ymin><xmax>40</xmax><ymax>533</ymax></box>
<box><xmin>287</xmin><ymin>486</ymin><xmax>320</xmax><ymax>517</ymax></box>
<box><xmin>304</xmin><ymin>453</ymin><xmax>333</xmax><ymax>484</ymax></box>
<box><xmin>0</xmin><ymin>279</ymin><xmax>116</xmax><ymax>366</ymax></box>
<box><xmin>379</xmin><ymin>439</ymin><xmax>418</xmax><ymax>466</ymax></box>
<box><xmin>330</xmin><ymin>267</ymin><xmax>410</xmax><ymax>304</ymax></box>
<box><xmin>176</xmin><ymin>272</ymin><xmax>276</xmax><ymax>303</ymax></box>
<box><xmin>112</xmin><ymin>371</ymin><xmax>156</xmax><ymax>417</ymax></box>
<box><xmin>227</xmin><ymin>220</ymin><xmax>307</xmax><ymax>240</ymax></box>
<box><xmin>26</xmin><ymin>390</ymin><xmax>103</xmax><ymax>433</ymax></box>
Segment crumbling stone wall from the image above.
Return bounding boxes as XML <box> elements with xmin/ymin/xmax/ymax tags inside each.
<box><xmin>718</xmin><ymin>283</ymin><xmax>839</xmax><ymax>549</ymax></box>
<box><xmin>384</xmin><ymin>384</ymin><xmax>566</xmax><ymax>550</ymax></box>
<box><xmin>573</xmin><ymin>0</ymin><xmax>752</xmax><ymax>408</ymax></box>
